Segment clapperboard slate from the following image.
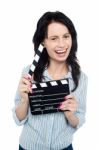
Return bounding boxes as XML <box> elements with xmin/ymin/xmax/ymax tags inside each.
<box><xmin>28</xmin><ymin>78</ymin><xmax>70</xmax><ymax>115</ymax></box>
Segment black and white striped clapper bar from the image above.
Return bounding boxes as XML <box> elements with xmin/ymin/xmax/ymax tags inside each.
<box><xmin>28</xmin><ymin>44</ymin><xmax>43</xmax><ymax>78</ymax></box>
<box><xmin>28</xmin><ymin>44</ymin><xmax>70</xmax><ymax>115</ymax></box>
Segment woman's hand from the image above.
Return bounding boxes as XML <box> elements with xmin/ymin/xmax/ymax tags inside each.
<box><xmin>59</xmin><ymin>94</ymin><xmax>79</xmax><ymax>127</ymax></box>
<box><xmin>18</xmin><ymin>74</ymin><xmax>32</xmax><ymax>103</ymax></box>
<box><xmin>59</xmin><ymin>94</ymin><xmax>78</xmax><ymax>112</ymax></box>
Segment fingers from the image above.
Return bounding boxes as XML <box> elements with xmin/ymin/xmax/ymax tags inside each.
<box><xmin>19</xmin><ymin>74</ymin><xmax>32</xmax><ymax>94</ymax></box>
<box><xmin>21</xmin><ymin>75</ymin><xmax>31</xmax><ymax>85</ymax></box>
<box><xmin>59</xmin><ymin>94</ymin><xmax>78</xmax><ymax>112</ymax></box>
<box><xmin>64</xmin><ymin>94</ymin><xmax>74</xmax><ymax>100</ymax></box>
<box><xmin>19</xmin><ymin>84</ymin><xmax>32</xmax><ymax>93</ymax></box>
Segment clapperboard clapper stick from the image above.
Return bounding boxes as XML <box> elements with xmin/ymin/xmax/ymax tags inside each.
<box><xmin>28</xmin><ymin>44</ymin><xmax>70</xmax><ymax>115</ymax></box>
<box><xmin>28</xmin><ymin>44</ymin><xmax>43</xmax><ymax>78</ymax></box>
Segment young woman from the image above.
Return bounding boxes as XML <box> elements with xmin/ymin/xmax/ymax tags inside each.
<box><xmin>13</xmin><ymin>11</ymin><xmax>88</xmax><ymax>150</ymax></box>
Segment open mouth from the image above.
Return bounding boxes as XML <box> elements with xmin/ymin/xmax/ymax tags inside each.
<box><xmin>55</xmin><ymin>49</ymin><xmax>67</xmax><ymax>54</ymax></box>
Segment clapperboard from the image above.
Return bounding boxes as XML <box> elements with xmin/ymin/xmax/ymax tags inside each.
<box><xmin>28</xmin><ymin>44</ymin><xmax>70</xmax><ymax>115</ymax></box>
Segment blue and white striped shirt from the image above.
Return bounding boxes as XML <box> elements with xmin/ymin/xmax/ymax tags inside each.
<box><xmin>12</xmin><ymin>66</ymin><xmax>88</xmax><ymax>150</ymax></box>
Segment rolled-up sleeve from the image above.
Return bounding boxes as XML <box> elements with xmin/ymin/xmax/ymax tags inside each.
<box><xmin>12</xmin><ymin>91</ymin><xmax>28</xmax><ymax>126</ymax></box>
<box><xmin>74</xmin><ymin>72</ymin><xmax>88</xmax><ymax>129</ymax></box>
<box><xmin>12</xmin><ymin>66</ymin><xmax>29</xmax><ymax>126</ymax></box>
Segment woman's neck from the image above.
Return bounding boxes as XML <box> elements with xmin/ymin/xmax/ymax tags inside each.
<box><xmin>47</xmin><ymin>61</ymin><xmax>69</xmax><ymax>80</ymax></box>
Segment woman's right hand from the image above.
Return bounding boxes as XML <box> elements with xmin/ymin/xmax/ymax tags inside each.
<box><xmin>18</xmin><ymin>74</ymin><xmax>32</xmax><ymax>103</ymax></box>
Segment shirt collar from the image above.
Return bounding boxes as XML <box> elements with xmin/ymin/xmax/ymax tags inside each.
<box><xmin>43</xmin><ymin>65</ymin><xmax>72</xmax><ymax>80</ymax></box>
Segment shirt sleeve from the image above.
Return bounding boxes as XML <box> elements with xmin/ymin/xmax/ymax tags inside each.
<box><xmin>74</xmin><ymin>71</ymin><xmax>88</xmax><ymax>129</ymax></box>
<box><xmin>12</xmin><ymin>66</ymin><xmax>30</xmax><ymax>126</ymax></box>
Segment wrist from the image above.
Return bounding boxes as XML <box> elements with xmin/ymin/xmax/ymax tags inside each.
<box><xmin>64</xmin><ymin>111</ymin><xmax>79</xmax><ymax>128</ymax></box>
<box><xmin>64</xmin><ymin>111</ymin><xmax>74</xmax><ymax>119</ymax></box>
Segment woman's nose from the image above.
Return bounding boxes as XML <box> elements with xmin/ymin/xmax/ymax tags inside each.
<box><xmin>58</xmin><ymin>39</ymin><xmax>65</xmax><ymax>47</ymax></box>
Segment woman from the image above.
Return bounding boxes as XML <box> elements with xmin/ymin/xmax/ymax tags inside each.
<box><xmin>13</xmin><ymin>11</ymin><xmax>88</xmax><ymax>150</ymax></box>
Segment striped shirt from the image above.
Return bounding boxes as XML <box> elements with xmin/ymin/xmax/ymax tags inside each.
<box><xmin>12</xmin><ymin>66</ymin><xmax>88</xmax><ymax>150</ymax></box>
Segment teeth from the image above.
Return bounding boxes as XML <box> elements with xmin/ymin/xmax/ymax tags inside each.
<box><xmin>56</xmin><ymin>50</ymin><xmax>66</xmax><ymax>53</ymax></box>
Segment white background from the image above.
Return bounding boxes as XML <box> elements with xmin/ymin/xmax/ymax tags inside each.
<box><xmin>0</xmin><ymin>0</ymin><xmax>99</xmax><ymax>149</ymax></box>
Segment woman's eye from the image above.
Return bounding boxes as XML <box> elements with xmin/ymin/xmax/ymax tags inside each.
<box><xmin>64</xmin><ymin>35</ymin><xmax>70</xmax><ymax>38</ymax></box>
<box><xmin>51</xmin><ymin>38</ymin><xmax>57</xmax><ymax>40</ymax></box>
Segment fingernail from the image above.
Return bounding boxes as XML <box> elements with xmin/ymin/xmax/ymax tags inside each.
<box><xmin>24</xmin><ymin>76</ymin><xmax>28</xmax><ymax>79</ymax></box>
<box><xmin>65</xmin><ymin>96</ymin><xmax>67</xmax><ymax>100</ymax></box>
<box><xmin>58</xmin><ymin>103</ymin><xmax>62</xmax><ymax>108</ymax></box>
<box><xmin>30</xmin><ymin>89</ymin><xmax>33</xmax><ymax>93</ymax></box>
<box><xmin>30</xmin><ymin>84</ymin><xmax>32</xmax><ymax>88</ymax></box>
<box><xmin>28</xmin><ymin>76</ymin><xmax>31</xmax><ymax>80</ymax></box>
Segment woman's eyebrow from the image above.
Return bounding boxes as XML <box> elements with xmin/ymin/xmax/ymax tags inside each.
<box><xmin>48</xmin><ymin>33</ymin><xmax>70</xmax><ymax>38</ymax></box>
<box><xmin>64</xmin><ymin>33</ymin><xmax>70</xmax><ymax>35</ymax></box>
<box><xmin>48</xmin><ymin>35</ymin><xmax>58</xmax><ymax>38</ymax></box>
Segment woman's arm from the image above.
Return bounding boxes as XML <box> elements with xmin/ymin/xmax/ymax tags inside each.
<box><xmin>15</xmin><ymin>75</ymin><xmax>32</xmax><ymax>121</ymax></box>
<box><xmin>59</xmin><ymin>72</ymin><xmax>88</xmax><ymax>128</ymax></box>
<box><xmin>15</xmin><ymin>98</ymin><xmax>29</xmax><ymax>121</ymax></box>
<box><xmin>59</xmin><ymin>94</ymin><xmax>79</xmax><ymax>128</ymax></box>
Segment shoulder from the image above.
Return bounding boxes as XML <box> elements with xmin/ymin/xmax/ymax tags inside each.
<box><xmin>80</xmin><ymin>70</ymin><xmax>88</xmax><ymax>82</ymax></box>
<box><xmin>78</xmin><ymin>70</ymin><xmax>88</xmax><ymax>89</ymax></box>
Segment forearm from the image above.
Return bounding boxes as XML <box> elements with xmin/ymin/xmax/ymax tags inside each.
<box><xmin>15</xmin><ymin>99</ymin><xmax>29</xmax><ymax>121</ymax></box>
<box><xmin>65</xmin><ymin>112</ymin><xmax>79</xmax><ymax>128</ymax></box>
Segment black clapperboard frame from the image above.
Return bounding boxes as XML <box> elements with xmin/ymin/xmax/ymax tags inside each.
<box><xmin>28</xmin><ymin>45</ymin><xmax>70</xmax><ymax>115</ymax></box>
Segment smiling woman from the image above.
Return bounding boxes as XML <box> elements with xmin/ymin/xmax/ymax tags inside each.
<box><xmin>12</xmin><ymin>11</ymin><xmax>88</xmax><ymax>150</ymax></box>
<box><xmin>43</xmin><ymin>22</ymin><xmax>72</xmax><ymax>65</ymax></box>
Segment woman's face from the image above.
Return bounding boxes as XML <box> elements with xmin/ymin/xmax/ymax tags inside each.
<box><xmin>43</xmin><ymin>22</ymin><xmax>72</xmax><ymax>63</ymax></box>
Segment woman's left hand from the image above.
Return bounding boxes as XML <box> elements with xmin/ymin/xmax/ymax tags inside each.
<box><xmin>59</xmin><ymin>94</ymin><xmax>78</xmax><ymax>117</ymax></box>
